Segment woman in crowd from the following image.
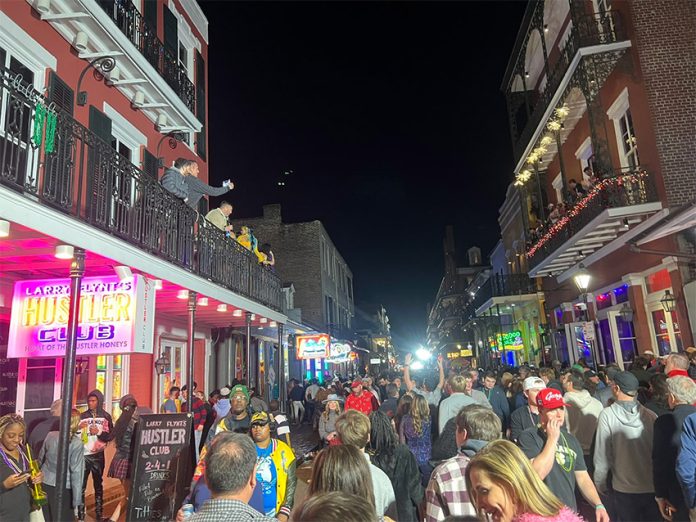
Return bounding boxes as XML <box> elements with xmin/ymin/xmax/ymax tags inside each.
<box><xmin>394</xmin><ymin>393</ymin><xmax>413</xmax><ymax>434</ymax></box>
<box><xmin>318</xmin><ymin>394</ymin><xmax>343</xmax><ymax>445</ymax></box>
<box><xmin>307</xmin><ymin>445</ymin><xmax>376</xmax><ymax>515</ymax></box>
<box><xmin>465</xmin><ymin>440</ymin><xmax>582</xmax><ymax>522</ymax></box>
<box><xmin>105</xmin><ymin>395</ymin><xmax>141</xmax><ymax>522</ymax></box>
<box><xmin>0</xmin><ymin>414</ymin><xmax>44</xmax><ymax>521</ymax></box>
<box><xmin>40</xmin><ymin>408</ymin><xmax>84</xmax><ymax>521</ymax></box>
<box><xmin>644</xmin><ymin>373</ymin><xmax>670</xmax><ymax>417</ymax></box>
<box><xmin>368</xmin><ymin>411</ymin><xmax>423</xmax><ymax>522</ymax></box>
<box><xmin>293</xmin><ymin>492</ymin><xmax>378</xmax><ymax>522</ymax></box>
<box><xmin>399</xmin><ymin>393</ymin><xmax>432</xmax><ymax>478</ymax></box>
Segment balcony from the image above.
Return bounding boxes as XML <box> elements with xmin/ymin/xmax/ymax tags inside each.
<box><xmin>97</xmin><ymin>0</ymin><xmax>195</xmax><ymax>112</ymax></box>
<box><xmin>526</xmin><ymin>168</ymin><xmax>663</xmax><ymax>279</ymax></box>
<box><xmin>467</xmin><ymin>274</ymin><xmax>538</xmax><ymax>319</ymax></box>
<box><xmin>0</xmin><ymin>68</ymin><xmax>280</xmax><ymax>310</ymax></box>
<box><xmin>505</xmin><ymin>10</ymin><xmax>631</xmax><ymax>165</ymax></box>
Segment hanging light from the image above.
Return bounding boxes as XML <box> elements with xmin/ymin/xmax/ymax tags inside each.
<box><xmin>270</xmin><ymin>321</ymin><xmax>277</xmax><ymax>328</ymax></box>
<box><xmin>217</xmin><ymin>304</ymin><xmax>228</xmax><ymax>312</ymax></box>
<box><xmin>660</xmin><ymin>289</ymin><xmax>677</xmax><ymax>313</ymax></box>
<box><xmin>619</xmin><ymin>304</ymin><xmax>633</xmax><ymax>322</ymax></box>
<box><xmin>573</xmin><ymin>264</ymin><xmax>591</xmax><ymax>292</ymax></box>
<box><xmin>0</xmin><ymin>219</ymin><xmax>9</xmax><ymax>237</ymax></box>
<box><xmin>260</xmin><ymin>317</ymin><xmax>268</xmax><ymax>324</ymax></box>
<box><xmin>555</xmin><ymin>104</ymin><xmax>570</xmax><ymax>120</ymax></box>
<box><xmin>114</xmin><ymin>265</ymin><xmax>133</xmax><ymax>282</ymax></box>
<box><xmin>233</xmin><ymin>309</ymin><xmax>243</xmax><ymax>317</ymax></box>
<box><xmin>197</xmin><ymin>297</ymin><xmax>209</xmax><ymax>306</ymax></box>
<box><xmin>153</xmin><ymin>279</ymin><xmax>163</xmax><ymax>290</ymax></box>
<box><xmin>55</xmin><ymin>244</ymin><xmax>74</xmax><ymax>259</ymax></box>
<box><xmin>547</xmin><ymin>119</ymin><xmax>561</xmax><ymax>132</ymax></box>
<box><xmin>176</xmin><ymin>289</ymin><xmax>189</xmax><ymax>300</ymax></box>
<box><xmin>540</xmin><ymin>135</ymin><xmax>554</xmax><ymax>147</ymax></box>
<box><xmin>154</xmin><ymin>356</ymin><xmax>170</xmax><ymax>376</ymax></box>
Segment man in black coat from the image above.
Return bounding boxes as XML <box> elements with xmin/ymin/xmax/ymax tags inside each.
<box><xmin>653</xmin><ymin>376</ymin><xmax>696</xmax><ymax>521</ymax></box>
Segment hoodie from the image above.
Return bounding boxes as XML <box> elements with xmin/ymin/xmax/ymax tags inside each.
<box><xmin>593</xmin><ymin>399</ymin><xmax>657</xmax><ymax>494</ymax></box>
<box><xmin>214</xmin><ymin>397</ymin><xmax>231</xmax><ymax>418</ymax></box>
<box><xmin>563</xmin><ymin>389</ymin><xmax>603</xmax><ymax>453</ymax></box>
<box><xmin>78</xmin><ymin>390</ymin><xmax>114</xmax><ymax>455</ymax></box>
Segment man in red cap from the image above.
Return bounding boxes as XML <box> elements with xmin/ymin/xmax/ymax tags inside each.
<box><xmin>519</xmin><ymin>388</ymin><xmax>608</xmax><ymax>522</ymax></box>
<box><xmin>345</xmin><ymin>380</ymin><xmax>375</xmax><ymax>416</ymax></box>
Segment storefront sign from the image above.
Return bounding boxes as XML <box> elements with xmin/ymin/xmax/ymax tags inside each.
<box><xmin>326</xmin><ymin>342</ymin><xmax>352</xmax><ymax>363</ymax></box>
<box><xmin>497</xmin><ymin>330</ymin><xmax>524</xmax><ymax>351</ymax></box>
<box><xmin>370</xmin><ymin>358</ymin><xmax>381</xmax><ymax>364</ymax></box>
<box><xmin>296</xmin><ymin>334</ymin><xmax>330</xmax><ymax>359</ymax></box>
<box><xmin>459</xmin><ymin>349</ymin><xmax>473</xmax><ymax>357</ymax></box>
<box><xmin>8</xmin><ymin>275</ymin><xmax>155</xmax><ymax>358</ymax></box>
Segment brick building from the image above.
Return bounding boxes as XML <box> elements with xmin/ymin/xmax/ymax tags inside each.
<box><xmin>501</xmin><ymin>0</ymin><xmax>696</xmax><ymax>368</ymax></box>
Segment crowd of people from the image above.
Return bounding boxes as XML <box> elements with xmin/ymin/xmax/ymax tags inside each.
<box><xmin>4</xmin><ymin>349</ymin><xmax>696</xmax><ymax>521</ymax></box>
<box><xmin>161</xmin><ymin>157</ymin><xmax>276</xmax><ymax>267</ymax></box>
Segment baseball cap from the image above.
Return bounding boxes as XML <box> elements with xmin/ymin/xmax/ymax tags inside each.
<box><xmin>606</xmin><ymin>367</ymin><xmax>620</xmax><ymax>381</ymax></box>
<box><xmin>585</xmin><ymin>370</ymin><xmax>598</xmax><ymax>378</ymax></box>
<box><xmin>250</xmin><ymin>411</ymin><xmax>271</xmax><ymax>426</ymax></box>
<box><xmin>219</xmin><ymin>387</ymin><xmax>231</xmax><ymax>397</ymax></box>
<box><xmin>230</xmin><ymin>384</ymin><xmax>249</xmax><ymax>400</ymax></box>
<box><xmin>523</xmin><ymin>376</ymin><xmax>546</xmax><ymax>391</ymax></box>
<box><xmin>613</xmin><ymin>371</ymin><xmax>639</xmax><ymax>395</ymax></box>
<box><xmin>536</xmin><ymin>388</ymin><xmax>567</xmax><ymax>409</ymax></box>
<box><xmin>351</xmin><ymin>380</ymin><xmax>363</xmax><ymax>388</ymax></box>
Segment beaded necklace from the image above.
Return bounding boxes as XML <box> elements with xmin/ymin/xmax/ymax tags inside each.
<box><xmin>557</xmin><ymin>431</ymin><xmax>576</xmax><ymax>472</ymax></box>
<box><xmin>0</xmin><ymin>444</ymin><xmax>29</xmax><ymax>475</ymax></box>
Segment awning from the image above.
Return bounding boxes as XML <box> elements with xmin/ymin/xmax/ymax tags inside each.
<box><xmin>634</xmin><ymin>199</ymin><xmax>696</xmax><ymax>245</ymax></box>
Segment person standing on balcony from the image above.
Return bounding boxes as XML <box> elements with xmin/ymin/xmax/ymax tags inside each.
<box><xmin>182</xmin><ymin>159</ymin><xmax>234</xmax><ymax>210</ymax></box>
<box><xmin>205</xmin><ymin>201</ymin><xmax>235</xmax><ymax>235</ymax></box>
<box><xmin>161</xmin><ymin>157</ymin><xmax>191</xmax><ymax>202</ymax></box>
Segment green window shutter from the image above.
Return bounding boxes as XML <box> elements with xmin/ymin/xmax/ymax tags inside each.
<box><xmin>163</xmin><ymin>5</ymin><xmax>178</xmax><ymax>55</ymax></box>
<box><xmin>88</xmin><ymin>106</ymin><xmax>113</xmax><ymax>143</ymax></box>
<box><xmin>47</xmin><ymin>71</ymin><xmax>74</xmax><ymax>116</ymax></box>
<box><xmin>195</xmin><ymin>50</ymin><xmax>206</xmax><ymax>160</ymax></box>
<box><xmin>142</xmin><ymin>149</ymin><xmax>159</xmax><ymax>179</ymax></box>
<box><xmin>144</xmin><ymin>0</ymin><xmax>158</xmax><ymax>32</ymax></box>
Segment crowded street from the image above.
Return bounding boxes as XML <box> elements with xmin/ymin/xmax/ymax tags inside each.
<box><xmin>1</xmin><ymin>0</ymin><xmax>696</xmax><ymax>521</ymax></box>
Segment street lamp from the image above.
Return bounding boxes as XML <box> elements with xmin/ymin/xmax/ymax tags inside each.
<box><xmin>660</xmin><ymin>289</ymin><xmax>677</xmax><ymax>313</ymax></box>
<box><xmin>416</xmin><ymin>347</ymin><xmax>431</xmax><ymax>361</ymax></box>
<box><xmin>154</xmin><ymin>356</ymin><xmax>170</xmax><ymax>376</ymax></box>
<box><xmin>573</xmin><ymin>264</ymin><xmax>592</xmax><ymax>294</ymax></box>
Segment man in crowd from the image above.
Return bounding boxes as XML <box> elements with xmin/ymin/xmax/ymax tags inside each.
<box><xmin>345</xmin><ymin>379</ymin><xmax>375</xmax><ymax>416</ymax></box>
<box><xmin>29</xmin><ymin>399</ymin><xmax>61</xmax><ymax>455</ymax></box>
<box><xmin>563</xmin><ymin>371</ymin><xmax>603</xmax><ymax>468</ymax></box>
<box><xmin>204</xmin><ymin>201</ymin><xmax>234</xmax><ymax>234</ymax></box>
<box><xmin>304</xmin><ymin>379</ymin><xmax>320</xmax><ymax>425</ymax></box>
<box><xmin>539</xmin><ymin>367</ymin><xmax>564</xmax><ymax>393</ymax></box>
<box><xmin>665</xmin><ymin>353</ymin><xmax>691</xmax><ymax>378</ymax></box>
<box><xmin>425</xmin><ymin>405</ymin><xmax>501</xmax><ymax>521</ymax></box>
<box><xmin>288</xmin><ymin>380</ymin><xmax>305</xmax><ymax>424</ymax></box>
<box><xmin>438</xmin><ymin>374</ymin><xmax>476</xmax><ymax>435</ymax></box>
<box><xmin>249</xmin><ymin>412</ymin><xmax>296</xmax><ymax>521</ymax></box>
<box><xmin>161</xmin><ymin>386</ymin><xmax>182</xmax><ymax>413</ymax></box>
<box><xmin>179</xmin><ymin>158</ymin><xmax>234</xmax><ymax>210</ymax></box>
<box><xmin>207</xmin><ymin>384</ymin><xmax>252</xmax><ymax>443</ymax></box>
<box><xmin>465</xmin><ymin>371</ymin><xmax>490</xmax><ymax>407</ymax></box>
<box><xmin>482</xmin><ymin>371</ymin><xmax>510</xmax><ymax>433</ymax></box>
<box><xmin>214</xmin><ymin>386</ymin><xmax>231</xmax><ymax>418</ymax></box>
<box><xmin>677</xmin><ymin>412</ymin><xmax>696</xmax><ymax>521</ymax></box>
<box><xmin>78</xmin><ymin>390</ymin><xmax>113</xmax><ymax>522</ymax></box>
<box><xmin>404</xmin><ymin>354</ymin><xmax>445</xmax><ymax>406</ymax></box>
<box><xmin>182</xmin><ymin>383</ymin><xmax>208</xmax><ymax>460</ymax></box>
<box><xmin>379</xmin><ymin>383</ymin><xmax>400</xmax><ymax>419</ymax></box>
<box><xmin>630</xmin><ymin>356</ymin><xmax>652</xmax><ymax>387</ymax></box>
<box><xmin>334</xmin><ymin>410</ymin><xmax>396</xmax><ymax>518</ymax></box>
<box><xmin>519</xmin><ymin>388</ymin><xmax>608</xmax><ymax>521</ymax></box>
<box><xmin>594</xmin><ymin>371</ymin><xmax>659</xmax><ymax>521</ymax></box>
<box><xmin>249</xmin><ymin>388</ymin><xmax>269</xmax><ymax>413</ymax></box>
<box><xmin>509</xmin><ymin>376</ymin><xmax>545</xmax><ymax>443</ymax></box>
<box><xmin>161</xmin><ymin>157</ymin><xmax>190</xmax><ymax>202</ymax></box>
<box><xmin>201</xmin><ymin>390</ymin><xmax>219</xmax><ymax>451</ymax></box>
<box><xmin>653</xmin><ymin>376</ymin><xmax>696</xmax><ymax>521</ymax></box>
<box><xmin>269</xmin><ymin>400</ymin><xmax>291</xmax><ymax>447</ymax></box>
<box><xmin>362</xmin><ymin>376</ymin><xmax>381</xmax><ymax>405</ymax></box>
<box><xmin>189</xmin><ymin>432</ymin><xmax>275</xmax><ymax>521</ymax></box>
<box><xmin>595</xmin><ymin>365</ymin><xmax>619</xmax><ymax>407</ymax></box>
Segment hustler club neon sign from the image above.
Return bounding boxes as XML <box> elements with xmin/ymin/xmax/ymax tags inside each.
<box><xmin>8</xmin><ymin>275</ymin><xmax>155</xmax><ymax>358</ymax></box>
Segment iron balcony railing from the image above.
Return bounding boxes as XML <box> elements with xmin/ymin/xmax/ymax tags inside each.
<box><xmin>526</xmin><ymin>168</ymin><xmax>658</xmax><ymax>270</ymax></box>
<box><xmin>469</xmin><ymin>274</ymin><xmax>537</xmax><ymax>314</ymax></box>
<box><xmin>97</xmin><ymin>0</ymin><xmax>196</xmax><ymax>112</ymax></box>
<box><xmin>0</xmin><ymin>68</ymin><xmax>280</xmax><ymax>311</ymax></box>
<box><xmin>510</xmin><ymin>11</ymin><xmax>627</xmax><ymax>162</ymax></box>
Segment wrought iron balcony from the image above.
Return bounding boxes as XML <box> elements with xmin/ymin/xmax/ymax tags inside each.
<box><xmin>507</xmin><ymin>11</ymin><xmax>628</xmax><ymax>163</ymax></box>
<box><xmin>0</xmin><ymin>68</ymin><xmax>280</xmax><ymax>310</ymax></box>
<box><xmin>526</xmin><ymin>168</ymin><xmax>659</xmax><ymax>273</ymax></box>
<box><xmin>468</xmin><ymin>274</ymin><xmax>537</xmax><ymax>315</ymax></box>
<box><xmin>97</xmin><ymin>0</ymin><xmax>195</xmax><ymax>112</ymax></box>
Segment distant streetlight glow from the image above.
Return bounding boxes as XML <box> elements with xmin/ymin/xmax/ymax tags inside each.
<box><xmin>410</xmin><ymin>361</ymin><xmax>424</xmax><ymax>371</ymax></box>
<box><xmin>416</xmin><ymin>348</ymin><xmax>431</xmax><ymax>361</ymax></box>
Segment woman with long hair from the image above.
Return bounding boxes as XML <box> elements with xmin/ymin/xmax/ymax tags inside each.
<box><xmin>368</xmin><ymin>411</ymin><xmax>423</xmax><ymax>521</ymax></box>
<box><xmin>465</xmin><ymin>439</ymin><xmax>582</xmax><ymax>522</ymax></box>
<box><xmin>0</xmin><ymin>413</ymin><xmax>44</xmax><ymax>521</ymax></box>
<box><xmin>40</xmin><ymin>408</ymin><xmax>84</xmax><ymax>521</ymax></box>
<box><xmin>307</xmin><ymin>445</ymin><xmax>376</xmax><ymax>514</ymax></box>
<box><xmin>318</xmin><ymin>394</ymin><xmax>343</xmax><ymax>445</ymax></box>
<box><xmin>399</xmin><ymin>393</ymin><xmax>432</xmax><ymax>470</ymax></box>
<box><xmin>394</xmin><ymin>392</ymin><xmax>413</xmax><ymax>434</ymax></box>
<box><xmin>105</xmin><ymin>394</ymin><xmax>141</xmax><ymax>522</ymax></box>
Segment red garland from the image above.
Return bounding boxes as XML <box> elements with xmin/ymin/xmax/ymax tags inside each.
<box><xmin>526</xmin><ymin>172</ymin><xmax>646</xmax><ymax>259</ymax></box>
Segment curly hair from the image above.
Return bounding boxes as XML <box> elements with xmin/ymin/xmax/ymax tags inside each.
<box><xmin>0</xmin><ymin>414</ymin><xmax>25</xmax><ymax>443</ymax></box>
<box><xmin>409</xmin><ymin>393</ymin><xmax>430</xmax><ymax>436</ymax></box>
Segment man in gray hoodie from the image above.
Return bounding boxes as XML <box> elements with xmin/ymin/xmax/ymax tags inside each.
<box><xmin>594</xmin><ymin>371</ymin><xmax>659</xmax><ymax>521</ymax></box>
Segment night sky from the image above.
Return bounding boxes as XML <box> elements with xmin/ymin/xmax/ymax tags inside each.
<box><xmin>200</xmin><ymin>1</ymin><xmax>527</xmax><ymax>349</ymax></box>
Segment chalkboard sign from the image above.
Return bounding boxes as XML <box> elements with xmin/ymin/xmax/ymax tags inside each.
<box><xmin>127</xmin><ymin>413</ymin><xmax>194</xmax><ymax>521</ymax></box>
<box><xmin>0</xmin><ymin>348</ymin><xmax>18</xmax><ymax>417</ymax></box>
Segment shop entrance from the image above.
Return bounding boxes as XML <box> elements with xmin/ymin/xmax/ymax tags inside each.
<box><xmin>156</xmin><ymin>339</ymin><xmax>186</xmax><ymax>411</ymax></box>
<box><xmin>16</xmin><ymin>357</ymin><xmax>63</xmax><ymax>433</ymax></box>
<box><xmin>597</xmin><ymin>312</ymin><xmax>638</xmax><ymax>369</ymax></box>
<box><xmin>564</xmin><ymin>322</ymin><xmax>598</xmax><ymax>368</ymax></box>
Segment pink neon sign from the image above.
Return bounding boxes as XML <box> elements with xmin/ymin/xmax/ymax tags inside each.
<box><xmin>7</xmin><ymin>275</ymin><xmax>155</xmax><ymax>358</ymax></box>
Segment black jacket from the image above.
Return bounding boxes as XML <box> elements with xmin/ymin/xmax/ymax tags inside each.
<box><xmin>510</xmin><ymin>405</ymin><xmax>539</xmax><ymax>443</ymax></box>
<box><xmin>371</xmin><ymin>444</ymin><xmax>424</xmax><ymax>522</ymax></box>
<box><xmin>653</xmin><ymin>404</ymin><xmax>696</xmax><ymax>515</ymax></box>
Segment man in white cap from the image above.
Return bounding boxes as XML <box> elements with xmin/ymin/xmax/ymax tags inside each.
<box><xmin>509</xmin><ymin>376</ymin><xmax>545</xmax><ymax>443</ymax></box>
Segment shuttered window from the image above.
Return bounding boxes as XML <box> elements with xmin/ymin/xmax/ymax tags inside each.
<box><xmin>144</xmin><ymin>0</ymin><xmax>157</xmax><ymax>32</ymax></box>
<box><xmin>163</xmin><ymin>5</ymin><xmax>178</xmax><ymax>55</ymax></box>
<box><xmin>89</xmin><ymin>106</ymin><xmax>113</xmax><ymax>143</ymax></box>
<box><xmin>195</xmin><ymin>50</ymin><xmax>206</xmax><ymax>160</ymax></box>
<box><xmin>47</xmin><ymin>71</ymin><xmax>74</xmax><ymax>116</ymax></box>
<box><xmin>142</xmin><ymin>149</ymin><xmax>159</xmax><ymax>179</ymax></box>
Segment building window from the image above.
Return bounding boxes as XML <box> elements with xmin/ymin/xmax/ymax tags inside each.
<box><xmin>95</xmin><ymin>354</ymin><xmax>128</xmax><ymax>419</ymax></box>
<box><xmin>607</xmin><ymin>87</ymin><xmax>639</xmax><ymax>170</ymax></box>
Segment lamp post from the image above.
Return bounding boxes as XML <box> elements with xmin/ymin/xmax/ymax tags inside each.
<box><xmin>660</xmin><ymin>289</ymin><xmax>677</xmax><ymax>313</ymax></box>
<box><xmin>573</xmin><ymin>264</ymin><xmax>598</xmax><ymax>366</ymax></box>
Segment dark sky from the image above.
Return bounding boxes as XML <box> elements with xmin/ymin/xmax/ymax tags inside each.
<box><xmin>200</xmin><ymin>1</ymin><xmax>527</xmax><ymax>349</ymax></box>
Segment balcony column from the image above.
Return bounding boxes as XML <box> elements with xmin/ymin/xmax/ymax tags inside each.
<box><xmin>55</xmin><ymin>248</ymin><xmax>85</xmax><ymax>518</ymax></box>
<box><xmin>278</xmin><ymin>324</ymin><xmax>287</xmax><ymax>412</ymax></box>
<box><xmin>624</xmin><ymin>277</ymin><xmax>653</xmax><ymax>357</ymax></box>
<box><xmin>667</xmin><ymin>261</ymin><xmax>695</xmax><ymax>350</ymax></box>
<box><xmin>578</xmin><ymin>60</ymin><xmax>613</xmax><ymax>176</ymax></box>
<box><xmin>187</xmin><ymin>291</ymin><xmax>197</xmax><ymax>395</ymax></box>
<box><xmin>246</xmin><ymin>312</ymin><xmax>253</xmax><ymax>387</ymax></box>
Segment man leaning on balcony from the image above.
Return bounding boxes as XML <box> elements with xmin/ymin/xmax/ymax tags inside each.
<box><xmin>161</xmin><ymin>158</ymin><xmax>235</xmax><ymax>210</ymax></box>
<box><xmin>205</xmin><ymin>201</ymin><xmax>235</xmax><ymax>237</ymax></box>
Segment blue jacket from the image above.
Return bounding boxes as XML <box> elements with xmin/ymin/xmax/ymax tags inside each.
<box><xmin>484</xmin><ymin>385</ymin><xmax>510</xmax><ymax>431</ymax></box>
<box><xmin>677</xmin><ymin>412</ymin><xmax>696</xmax><ymax>509</ymax></box>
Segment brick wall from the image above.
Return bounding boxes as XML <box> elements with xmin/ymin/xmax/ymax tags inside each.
<box><xmin>630</xmin><ymin>0</ymin><xmax>696</xmax><ymax>207</ymax></box>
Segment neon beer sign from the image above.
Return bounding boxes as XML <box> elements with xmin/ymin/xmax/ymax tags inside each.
<box><xmin>8</xmin><ymin>275</ymin><xmax>155</xmax><ymax>358</ymax></box>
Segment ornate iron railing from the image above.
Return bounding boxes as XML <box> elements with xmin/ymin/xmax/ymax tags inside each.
<box><xmin>98</xmin><ymin>0</ymin><xmax>195</xmax><ymax>112</ymax></box>
<box><xmin>466</xmin><ymin>274</ymin><xmax>537</xmax><ymax>318</ymax></box>
<box><xmin>510</xmin><ymin>11</ymin><xmax>627</xmax><ymax>162</ymax></box>
<box><xmin>0</xmin><ymin>68</ymin><xmax>281</xmax><ymax>310</ymax></box>
<box><xmin>526</xmin><ymin>168</ymin><xmax>658</xmax><ymax>270</ymax></box>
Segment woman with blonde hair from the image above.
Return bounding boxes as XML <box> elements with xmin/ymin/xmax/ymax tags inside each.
<box><xmin>399</xmin><ymin>393</ymin><xmax>432</xmax><ymax>479</ymax></box>
<box><xmin>465</xmin><ymin>439</ymin><xmax>582</xmax><ymax>522</ymax></box>
<box><xmin>318</xmin><ymin>394</ymin><xmax>343</xmax><ymax>445</ymax></box>
<box><xmin>40</xmin><ymin>408</ymin><xmax>85</xmax><ymax>521</ymax></box>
